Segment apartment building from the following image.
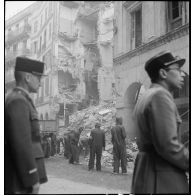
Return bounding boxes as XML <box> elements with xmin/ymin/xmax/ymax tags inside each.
<box><xmin>5</xmin><ymin>1</ymin><xmax>115</xmax><ymax>126</ymax></box>
<box><xmin>5</xmin><ymin>2</ymin><xmax>41</xmax><ymax>92</ymax></box>
<box><xmin>113</xmin><ymin>1</ymin><xmax>189</xmax><ymax>139</ymax></box>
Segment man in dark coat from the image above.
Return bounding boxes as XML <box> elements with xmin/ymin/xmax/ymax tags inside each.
<box><xmin>111</xmin><ymin>117</ymin><xmax>127</xmax><ymax>174</ymax></box>
<box><xmin>131</xmin><ymin>51</ymin><xmax>189</xmax><ymax>193</ymax></box>
<box><xmin>5</xmin><ymin>57</ymin><xmax>48</xmax><ymax>194</ymax></box>
<box><xmin>88</xmin><ymin>123</ymin><xmax>105</xmax><ymax>171</ymax></box>
<box><xmin>68</xmin><ymin>127</ymin><xmax>83</xmax><ymax>164</ymax></box>
<box><xmin>64</xmin><ymin>133</ymin><xmax>71</xmax><ymax>159</ymax></box>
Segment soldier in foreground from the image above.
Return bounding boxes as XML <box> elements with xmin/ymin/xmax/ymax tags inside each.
<box><xmin>131</xmin><ymin>51</ymin><xmax>189</xmax><ymax>193</ymax></box>
<box><xmin>5</xmin><ymin>57</ymin><xmax>48</xmax><ymax>194</ymax></box>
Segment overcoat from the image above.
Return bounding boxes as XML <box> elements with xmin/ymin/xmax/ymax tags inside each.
<box><xmin>5</xmin><ymin>87</ymin><xmax>47</xmax><ymax>193</ymax></box>
<box><xmin>88</xmin><ymin>128</ymin><xmax>105</xmax><ymax>170</ymax></box>
<box><xmin>111</xmin><ymin>125</ymin><xmax>127</xmax><ymax>173</ymax></box>
<box><xmin>131</xmin><ymin>84</ymin><xmax>189</xmax><ymax>194</ymax></box>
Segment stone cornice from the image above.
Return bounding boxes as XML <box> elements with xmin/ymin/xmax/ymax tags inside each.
<box><xmin>113</xmin><ymin>24</ymin><xmax>189</xmax><ymax>65</ymax></box>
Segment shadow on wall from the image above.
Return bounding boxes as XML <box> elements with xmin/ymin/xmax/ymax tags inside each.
<box><xmin>123</xmin><ymin>82</ymin><xmax>142</xmax><ymax>139</ymax></box>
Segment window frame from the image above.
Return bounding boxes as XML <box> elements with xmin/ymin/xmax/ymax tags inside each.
<box><xmin>129</xmin><ymin>4</ymin><xmax>142</xmax><ymax>50</ymax></box>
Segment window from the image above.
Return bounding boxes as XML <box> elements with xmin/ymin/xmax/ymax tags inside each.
<box><xmin>131</xmin><ymin>6</ymin><xmax>142</xmax><ymax>49</ymax></box>
<box><xmin>169</xmin><ymin>2</ymin><xmax>182</xmax><ymax>21</ymax></box>
<box><xmin>167</xmin><ymin>1</ymin><xmax>188</xmax><ymax>31</ymax></box>
<box><xmin>34</xmin><ymin>21</ymin><xmax>38</xmax><ymax>33</ymax></box>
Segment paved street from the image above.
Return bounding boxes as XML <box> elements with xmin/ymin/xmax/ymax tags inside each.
<box><xmin>39</xmin><ymin>155</ymin><xmax>133</xmax><ymax>194</ymax></box>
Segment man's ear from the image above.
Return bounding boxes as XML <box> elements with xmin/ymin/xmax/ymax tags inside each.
<box><xmin>159</xmin><ymin>68</ymin><xmax>167</xmax><ymax>79</ymax></box>
<box><xmin>25</xmin><ymin>73</ymin><xmax>31</xmax><ymax>83</ymax></box>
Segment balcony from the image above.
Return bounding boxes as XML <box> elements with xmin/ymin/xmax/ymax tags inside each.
<box><xmin>5</xmin><ymin>48</ymin><xmax>31</xmax><ymax>65</ymax></box>
<box><xmin>5</xmin><ymin>24</ymin><xmax>31</xmax><ymax>46</ymax></box>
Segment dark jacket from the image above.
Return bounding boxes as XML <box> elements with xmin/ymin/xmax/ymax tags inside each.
<box><xmin>111</xmin><ymin>125</ymin><xmax>126</xmax><ymax>146</ymax></box>
<box><xmin>5</xmin><ymin>87</ymin><xmax>47</xmax><ymax>193</ymax></box>
<box><xmin>131</xmin><ymin>84</ymin><xmax>189</xmax><ymax>194</ymax></box>
<box><xmin>90</xmin><ymin>128</ymin><xmax>105</xmax><ymax>149</ymax></box>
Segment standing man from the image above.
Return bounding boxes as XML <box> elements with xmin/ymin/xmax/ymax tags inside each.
<box><xmin>68</xmin><ymin>127</ymin><xmax>83</xmax><ymax>164</ymax></box>
<box><xmin>88</xmin><ymin>123</ymin><xmax>105</xmax><ymax>171</ymax></box>
<box><xmin>111</xmin><ymin>117</ymin><xmax>127</xmax><ymax>174</ymax></box>
<box><xmin>64</xmin><ymin>133</ymin><xmax>71</xmax><ymax>159</ymax></box>
<box><xmin>131</xmin><ymin>51</ymin><xmax>189</xmax><ymax>193</ymax></box>
<box><xmin>5</xmin><ymin>57</ymin><xmax>48</xmax><ymax>194</ymax></box>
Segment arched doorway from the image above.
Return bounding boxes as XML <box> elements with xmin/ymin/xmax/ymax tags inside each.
<box><xmin>123</xmin><ymin>82</ymin><xmax>143</xmax><ymax>139</ymax></box>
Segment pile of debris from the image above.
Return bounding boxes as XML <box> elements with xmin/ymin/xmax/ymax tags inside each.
<box><xmin>60</xmin><ymin>101</ymin><xmax>138</xmax><ymax>168</ymax></box>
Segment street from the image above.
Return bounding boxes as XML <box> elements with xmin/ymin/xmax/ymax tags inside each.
<box><xmin>39</xmin><ymin>155</ymin><xmax>133</xmax><ymax>194</ymax></box>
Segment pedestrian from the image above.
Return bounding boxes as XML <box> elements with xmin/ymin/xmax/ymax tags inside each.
<box><xmin>131</xmin><ymin>51</ymin><xmax>189</xmax><ymax>193</ymax></box>
<box><xmin>5</xmin><ymin>56</ymin><xmax>48</xmax><ymax>194</ymax></box>
<box><xmin>68</xmin><ymin>127</ymin><xmax>83</xmax><ymax>164</ymax></box>
<box><xmin>88</xmin><ymin>123</ymin><xmax>105</xmax><ymax>171</ymax></box>
<box><xmin>111</xmin><ymin>117</ymin><xmax>127</xmax><ymax>174</ymax></box>
<box><xmin>64</xmin><ymin>133</ymin><xmax>71</xmax><ymax>159</ymax></box>
<box><xmin>74</xmin><ymin>127</ymin><xmax>84</xmax><ymax>163</ymax></box>
<box><xmin>46</xmin><ymin>136</ymin><xmax>51</xmax><ymax>158</ymax></box>
<box><xmin>50</xmin><ymin>133</ymin><xmax>56</xmax><ymax>156</ymax></box>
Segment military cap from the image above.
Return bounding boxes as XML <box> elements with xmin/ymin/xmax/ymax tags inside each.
<box><xmin>15</xmin><ymin>56</ymin><xmax>46</xmax><ymax>76</ymax></box>
<box><xmin>145</xmin><ymin>51</ymin><xmax>185</xmax><ymax>79</ymax></box>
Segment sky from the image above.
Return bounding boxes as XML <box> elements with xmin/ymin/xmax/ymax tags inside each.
<box><xmin>5</xmin><ymin>1</ymin><xmax>35</xmax><ymax>20</ymax></box>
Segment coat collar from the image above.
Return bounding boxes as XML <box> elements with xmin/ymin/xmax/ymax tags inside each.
<box><xmin>150</xmin><ymin>83</ymin><xmax>173</xmax><ymax>99</ymax></box>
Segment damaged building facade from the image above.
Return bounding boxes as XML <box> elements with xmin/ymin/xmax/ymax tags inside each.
<box><xmin>113</xmin><ymin>1</ymin><xmax>189</xmax><ymax>139</ymax></box>
<box><xmin>5</xmin><ymin>1</ymin><xmax>115</xmax><ymax>125</ymax></box>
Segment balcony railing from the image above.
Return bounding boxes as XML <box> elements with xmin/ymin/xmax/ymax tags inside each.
<box><xmin>5</xmin><ymin>24</ymin><xmax>31</xmax><ymax>45</ymax></box>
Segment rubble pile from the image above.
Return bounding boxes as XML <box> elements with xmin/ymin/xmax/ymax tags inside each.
<box><xmin>60</xmin><ymin>101</ymin><xmax>138</xmax><ymax>168</ymax></box>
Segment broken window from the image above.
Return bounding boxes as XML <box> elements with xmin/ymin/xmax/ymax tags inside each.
<box><xmin>131</xmin><ymin>5</ymin><xmax>142</xmax><ymax>49</ymax></box>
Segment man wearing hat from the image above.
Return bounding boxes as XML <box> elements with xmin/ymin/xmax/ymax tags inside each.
<box><xmin>131</xmin><ymin>51</ymin><xmax>189</xmax><ymax>193</ymax></box>
<box><xmin>5</xmin><ymin>57</ymin><xmax>48</xmax><ymax>194</ymax></box>
<box><xmin>88</xmin><ymin>123</ymin><xmax>105</xmax><ymax>171</ymax></box>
